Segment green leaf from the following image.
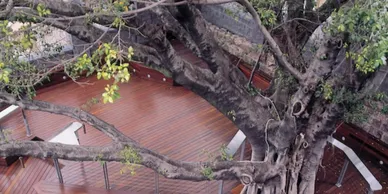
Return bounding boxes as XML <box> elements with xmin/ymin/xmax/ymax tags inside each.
<box><xmin>338</xmin><ymin>24</ymin><xmax>345</xmax><ymax>32</ymax></box>
<box><xmin>3</xmin><ymin>75</ymin><xmax>9</xmax><ymax>83</ymax></box>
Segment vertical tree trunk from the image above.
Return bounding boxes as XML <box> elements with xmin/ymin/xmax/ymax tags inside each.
<box><xmin>298</xmin><ymin>138</ymin><xmax>327</xmax><ymax>194</ymax></box>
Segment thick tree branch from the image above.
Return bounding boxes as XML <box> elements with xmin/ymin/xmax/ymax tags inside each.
<box><xmin>296</xmin><ymin>100</ymin><xmax>343</xmax><ymax>193</ymax></box>
<box><xmin>163</xmin><ymin>5</ymin><xmax>250</xmax><ymax>90</ymax></box>
<box><xmin>0</xmin><ymin>139</ymin><xmax>281</xmax><ymax>182</ymax></box>
<box><xmin>174</xmin><ymin>4</ymin><xmax>231</xmax><ymax>74</ymax></box>
<box><xmin>0</xmin><ymin>92</ymin><xmax>133</xmax><ymax>142</ymax></box>
<box><xmin>13</xmin><ymin>0</ymin><xmax>90</xmax><ymax>16</ymax></box>
<box><xmin>152</xmin><ymin>7</ymin><xmax>202</xmax><ymax>57</ymax></box>
<box><xmin>132</xmin><ymin>22</ymin><xmax>274</xmax><ymax>154</ymax></box>
<box><xmin>289</xmin><ymin>18</ymin><xmax>341</xmax><ymax>117</ymax></box>
<box><xmin>0</xmin><ymin>0</ymin><xmax>13</xmax><ymax>18</ymax></box>
<box><xmin>132</xmin><ymin>0</ymin><xmax>236</xmax><ymax>6</ymax></box>
<box><xmin>290</xmin><ymin>41</ymin><xmax>340</xmax><ymax>116</ymax></box>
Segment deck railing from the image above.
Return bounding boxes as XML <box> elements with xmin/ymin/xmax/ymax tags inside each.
<box><xmin>0</xmin><ymin>105</ymin><xmax>31</xmax><ymax>137</ymax></box>
<box><xmin>218</xmin><ymin>130</ymin><xmax>247</xmax><ymax>194</ymax></box>
<box><xmin>328</xmin><ymin>136</ymin><xmax>382</xmax><ymax>194</ymax></box>
<box><xmin>9</xmin><ymin>116</ymin><xmax>381</xmax><ymax>193</ymax></box>
<box><xmin>216</xmin><ymin>130</ymin><xmax>383</xmax><ymax>194</ymax></box>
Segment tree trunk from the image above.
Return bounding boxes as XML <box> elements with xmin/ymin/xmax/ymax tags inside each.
<box><xmin>241</xmin><ymin>137</ymin><xmax>329</xmax><ymax>194</ymax></box>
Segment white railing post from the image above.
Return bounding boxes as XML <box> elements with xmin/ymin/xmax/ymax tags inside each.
<box><xmin>53</xmin><ymin>157</ymin><xmax>63</xmax><ymax>183</ymax></box>
<box><xmin>335</xmin><ymin>159</ymin><xmax>349</xmax><ymax>187</ymax></box>
<box><xmin>239</xmin><ymin>140</ymin><xmax>246</xmax><ymax>161</ymax></box>
<box><xmin>368</xmin><ymin>187</ymin><xmax>374</xmax><ymax>194</ymax></box>
<box><xmin>21</xmin><ymin>109</ymin><xmax>31</xmax><ymax>137</ymax></box>
<box><xmin>218</xmin><ymin>180</ymin><xmax>224</xmax><ymax>194</ymax></box>
<box><xmin>154</xmin><ymin>171</ymin><xmax>159</xmax><ymax>194</ymax></box>
<box><xmin>103</xmin><ymin>162</ymin><xmax>110</xmax><ymax>190</ymax></box>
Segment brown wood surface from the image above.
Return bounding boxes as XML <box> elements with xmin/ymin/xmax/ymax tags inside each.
<box><xmin>334</xmin><ymin>123</ymin><xmax>388</xmax><ymax>166</ymax></box>
<box><xmin>315</xmin><ymin>145</ymin><xmax>388</xmax><ymax>194</ymax></box>
<box><xmin>34</xmin><ymin>181</ymin><xmax>141</xmax><ymax>194</ymax></box>
<box><xmin>238</xmin><ymin>64</ymin><xmax>271</xmax><ymax>90</ymax></box>
<box><xmin>130</xmin><ymin>62</ymin><xmax>173</xmax><ymax>85</ymax></box>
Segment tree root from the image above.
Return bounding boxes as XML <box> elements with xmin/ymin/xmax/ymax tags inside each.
<box><xmin>264</xmin><ymin>119</ymin><xmax>275</xmax><ymax>160</ymax></box>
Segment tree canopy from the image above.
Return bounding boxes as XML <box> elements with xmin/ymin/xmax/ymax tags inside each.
<box><xmin>0</xmin><ymin>0</ymin><xmax>387</xmax><ymax>193</ymax></box>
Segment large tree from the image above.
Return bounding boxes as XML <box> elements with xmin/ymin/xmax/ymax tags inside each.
<box><xmin>0</xmin><ymin>0</ymin><xmax>387</xmax><ymax>193</ymax></box>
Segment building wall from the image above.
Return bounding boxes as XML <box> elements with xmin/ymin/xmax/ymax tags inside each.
<box><xmin>377</xmin><ymin>67</ymin><xmax>388</xmax><ymax>93</ymax></box>
<box><xmin>355</xmin><ymin>66</ymin><xmax>388</xmax><ymax>145</ymax></box>
<box><xmin>10</xmin><ymin>22</ymin><xmax>73</xmax><ymax>61</ymax></box>
<box><xmin>356</xmin><ymin>100</ymin><xmax>388</xmax><ymax>144</ymax></box>
<box><xmin>198</xmin><ymin>3</ymin><xmax>264</xmax><ymax>44</ymax></box>
<box><xmin>208</xmin><ymin>24</ymin><xmax>275</xmax><ymax>77</ymax></box>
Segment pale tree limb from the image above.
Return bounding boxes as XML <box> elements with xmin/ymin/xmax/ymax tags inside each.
<box><xmin>297</xmin><ymin>102</ymin><xmax>342</xmax><ymax>193</ymax></box>
<box><xmin>10</xmin><ymin>0</ymin><xmax>237</xmax><ymax>22</ymax></box>
<box><xmin>290</xmin><ymin>22</ymin><xmax>341</xmax><ymax>117</ymax></box>
<box><xmin>0</xmin><ymin>140</ymin><xmax>283</xmax><ymax>182</ymax></box>
<box><xmin>0</xmin><ymin>92</ymin><xmax>133</xmax><ymax>142</ymax></box>
<box><xmin>131</xmin><ymin>0</ymin><xmax>236</xmax><ymax>6</ymax></box>
<box><xmin>34</xmin><ymin>0</ymin><xmax>167</xmax><ymax>21</ymax></box>
<box><xmin>13</xmin><ymin>0</ymin><xmax>91</xmax><ymax>16</ymax></box>
<box><xmin>0</xmin><ymin>0</ymin><xmax>13</xmax><ymax>18</ymax></box>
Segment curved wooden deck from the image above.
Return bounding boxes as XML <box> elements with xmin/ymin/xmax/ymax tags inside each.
<box><xmin>0</xmin><ymin>76</ymin><xmax>239</xmax><ymax>194</ymax></box>
<box><xmin>1</xmin><ymin>39</ymin><xmax>388</xmax><ymax>194</ymax></box>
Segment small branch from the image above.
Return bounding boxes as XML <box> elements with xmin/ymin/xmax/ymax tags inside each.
<box><xmin>271</xmin><ymin>18</ymin><xmax>322</xmax><ymax>31</ymax></box>
<box><xmin>247</xmin><ymin>62</ymin><xmax>260</xmax><ymax>89</ymax></box>
<box><xmin>264</xmin><ymin>119</ymin><xmax>275</xmax><ymax>160</ymax></box>
<box><xmin>238</xmin><ymin>0</ymin><xmax>304</xmax><ymax>81</ymax></box>
<box><xmin>247</xmin><ymin>41</ymin><xmax>266</xmax><ymax>87</ymax></box>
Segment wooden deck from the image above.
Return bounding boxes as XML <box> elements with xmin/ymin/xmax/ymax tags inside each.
<box><xmin>315</xmin><ymin>145</ymin><xmax>388</xmax><ymax>194</ymax></box>
<box><xmin>0</xmin><ymin>75</ymin><xmax>240</xmax><ymax>194</ymax></box>
<box><xmin>1</xmin><ymin>39</ymin><xmax>388</xmax><ymax>194</ymax></box>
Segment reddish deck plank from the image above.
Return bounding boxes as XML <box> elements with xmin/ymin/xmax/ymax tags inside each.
<box><xmin>33</xmin><ymin>181</ymin><xmax>142</xmax><ymax>194</ymax></box>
